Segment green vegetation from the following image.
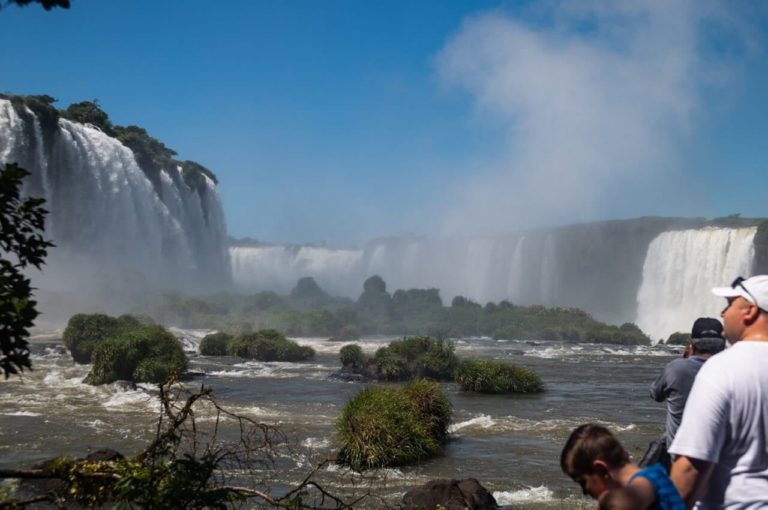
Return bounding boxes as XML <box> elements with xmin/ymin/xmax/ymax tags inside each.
<box><xmin>339</xmin><ymin>344</ymin><xmax>365</xmax><ymax>369</ymax></box>
<box><xmin>84</xmin><ymin>325</ymin><xmax>187</xmax><ymax>385</ymax></box>
<box><xmin>63</xmin><ymin>313</ymin><xmax>145</xmax><ymax>363</ymax></box>
<box><xmin>0</xmin><ymin>380</ymin><xmax>356</xmax><ymax>508</ymax></box>
<box><xmin>665</xmin><ymin>332</ymin><xmax>689</xmax><ymax>346</ymax></box>
<box><xmin>373</xmin><ymin>336</ymin><xmax>458</xmax><ymax>381</ymax></box>
<box><xmin>2</xmin><ymin>94</ymin><xmax>218</xmax><ymax>203</ymax></box>
<box><xmin>198</xmin><ymin>332</ymin><xmax>233</xmax><ymax>356</ymax></box>
<box><xmin>336</xmin><ymin>379</ymin><xmax>451</xmax><ymax>470</ymax></box>
<box><xmin>0</xmin><ymin>163</ymin><xmax>54</xmax><ymax>378</ymax></box>
<box><xmin>222</xmin><ymin>329</ymin><xmax>314</xmax><ymax>362</ymax></box>
<box><xmin>136</xmin><ymin>276</ymin><xmax>651</xmax><ymax>346</ymax></box>
<box><xmin>454</xmin><ymin>359</ymin><xmax>543</xmax><ymax>394</ymax></box>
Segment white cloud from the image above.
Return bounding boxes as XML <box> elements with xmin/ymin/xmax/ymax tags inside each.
<box><xmin>435</xmin><ymin>0</ymin><xmax>749</xmax><ymax>234</ymax></box>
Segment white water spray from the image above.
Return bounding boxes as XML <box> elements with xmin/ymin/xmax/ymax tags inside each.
<box><xmin>636</xmin><ymin>227</ymin><xmax>756</xmax><ymax>342</ymax></box>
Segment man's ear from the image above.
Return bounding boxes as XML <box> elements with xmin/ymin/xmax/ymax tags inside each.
<box><xmin>745</xmin><ymin>303</ymin><xmax>760</xmax><ymax>324</ymax></box>
<box><xmin>592</xmin><ymin>460</ymin><xmax>610</xmax><ymax>477</ymax></box>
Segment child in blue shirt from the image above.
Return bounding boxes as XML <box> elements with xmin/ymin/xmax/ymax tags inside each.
<box><xmin>561</xmin><ymin>424</ymin><xmax>684</xmax><ymax>510</ymax></box>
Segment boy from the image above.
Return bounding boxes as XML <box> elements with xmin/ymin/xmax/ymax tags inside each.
<box><xmin>561</xmin><ymin>424</ymin><xmax>684</xmax><ymax>510</ymax></box>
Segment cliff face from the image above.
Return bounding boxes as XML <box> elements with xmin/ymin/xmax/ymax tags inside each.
<box><xmin>0</xmin><ymin>97</ymin><xmax>230</xmax><ymax>310</ymax></box>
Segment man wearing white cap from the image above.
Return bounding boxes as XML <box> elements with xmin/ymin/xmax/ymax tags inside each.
<box><xmin>669</xmin><ymin>275</ymin><xmax>768</xmax><ymax>509</ymax></box>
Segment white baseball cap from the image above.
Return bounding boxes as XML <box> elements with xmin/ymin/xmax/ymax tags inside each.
<box><xmin>712</xmin><ymin>275</ymin><xmax>768</xmax><ymax>311</ymax></box>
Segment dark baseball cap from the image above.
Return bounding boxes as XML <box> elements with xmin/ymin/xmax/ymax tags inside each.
<box><xmin>690</xmin><ymin>317</ymin><xmax>725</xmax><ymax>354</ymax></box>
<box><xmin>691</xmin><ymin>317</ymin><xmax>724</xmax><ymax>339</ymax></box>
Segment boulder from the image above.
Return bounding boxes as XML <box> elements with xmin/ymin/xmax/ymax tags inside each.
<box><xmin>402</xmin><ymin>478</ymin><xmax>498</xmax><ymax>510</ymax></box>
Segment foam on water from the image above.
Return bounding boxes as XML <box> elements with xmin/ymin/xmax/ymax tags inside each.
<box><xmin>449</xmin><ymin>415</ymin><xmax>496</xmax><ymax>433</ymax></box>
<box><xmin>301</xmin><ymin>437</ymin><xmax>331</xmax><ymax>449</ymax></box>
<box><xmin>102</xmin><ymin>390</ymin><xmax>154</xmax><ymax>411</ymax></box>
<box><xmin>494</xmin><ymin>485</ymin><xmax>555</xmax><ymax>504</ymax></box>
<box><xmin>3</xmin><ymin>411</ymin><xmax>42</xmax><ymax>417</ymax></box>
<box><xmin>449</xmin><ymin>413</ymin><xmax>636</xmax><ymax>437</ymax></box>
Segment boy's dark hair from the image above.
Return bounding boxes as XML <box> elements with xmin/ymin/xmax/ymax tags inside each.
<box><xmin>560</xmin><ymin>424</ymin><xmax>631</xmax><ymax>478</ymax></box>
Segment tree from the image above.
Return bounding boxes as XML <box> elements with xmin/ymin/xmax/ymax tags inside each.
<box><xmin>0</xmin><ymin>163</ymin><xmax>54</xmax><ymax>378</ymax></box>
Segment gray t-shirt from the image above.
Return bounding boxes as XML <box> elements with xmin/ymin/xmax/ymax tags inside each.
<box><xmin>650</xmin><ymin>355</ymin><xmax>706</xmax><ymax>444</ymax></box>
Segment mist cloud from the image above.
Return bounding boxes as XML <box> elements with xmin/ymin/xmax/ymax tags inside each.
<box><xmin>435</xmin><ymin>0</ymin><xmax>750</xmax><ymax>234</ymax></box>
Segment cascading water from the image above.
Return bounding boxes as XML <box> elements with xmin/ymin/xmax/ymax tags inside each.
<box><xmin>636</xmin><ymin>227</ymin><xmax>757</xmax><ymax>342</ymax></box>
<box><xmin>228</xmin><ymin>222</ymin><xmax>761</xmax><ymax>337</ymax></box>
<box><xmin>229</xmin><ymin>245</ymin><xmax>364</xmax><ymax>296</ymax></box>
<box><xmin>0</xmin><ymin>99</ymin><xmax>230</xmax><ymax>314</ymax></box>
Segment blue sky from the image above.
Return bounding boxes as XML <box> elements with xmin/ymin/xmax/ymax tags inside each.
<box><xmin>2</xmin><ymin>1</ymin><xmax>767</xmax><ymax>246</ymax></box>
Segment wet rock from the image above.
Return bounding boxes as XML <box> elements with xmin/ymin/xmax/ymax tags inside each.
<box><xmin>402</xmin><ymin>478</ymin><xmax>499</xmax><ymax>510</ymax></box>
<box><xmin>85</xmin><ymin>449</ymin><xmax>124</xmax><ymax>462</ymax></box>
<box><xmin>112</xmin><ymin>380</ymin><xmax>137</xmax><ymax>391</ymax></box>
<box><xmin>328</xmin><ymin>371</ymin><xmax>373</xmax><ymax>383</ymax></box>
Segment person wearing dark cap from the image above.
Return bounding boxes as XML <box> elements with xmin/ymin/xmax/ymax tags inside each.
<box><xmin>670</xmin><ymin>275</ymin><xmax>768</xmax><ymax>509</ymax></box>
<box><xmin>650</xmin><ymin>317</ymin><xmax>726</xmax><ymax>450</ymax></box>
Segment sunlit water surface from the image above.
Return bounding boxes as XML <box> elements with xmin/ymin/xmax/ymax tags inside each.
<box><xmin>1</xmin><ymin>332</ymin><xmax>680</xmax><ymax>508</ymax></box>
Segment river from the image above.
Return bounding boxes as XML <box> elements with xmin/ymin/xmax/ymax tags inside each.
<box><xmin>0</xmin><ymin>332</ymin><xmax>679</xmax><ymax>508</ymax></box>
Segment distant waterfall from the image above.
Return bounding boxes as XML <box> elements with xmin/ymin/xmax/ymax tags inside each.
<box><xmin>0</xmin><ymin>99</ymin><xmax>230</xmax><ymax>309</ymax></box>
<box><xmin>636</xmin><ymin>227</ymin><xmax>757</xmax><ymax>342</ymax></box>
<box><xmin>229</xmin><ymin>246</ymin><xmax>364</xmax><ymax>296</ymax></box>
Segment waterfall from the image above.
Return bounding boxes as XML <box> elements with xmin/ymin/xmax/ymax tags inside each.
<box><xmin>229</xmin><ymin>245</ymin><xmax>364</xmax><ymax>296</ymax></box>
<box><xmin>636</xmin><ymin>227</ymin><xmax>757</xmax><ymax>343</ymax></box>
<box><xmin>0</xmin><ymin>99</ymin><xmax>230</xmax><ymax>311</ymax></box>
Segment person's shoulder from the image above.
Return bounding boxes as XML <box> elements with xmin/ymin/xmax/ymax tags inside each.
<box><xmin>664</xmin><ymin>357</ymin><xmax>691</xmax><ymax>372</ymax></box>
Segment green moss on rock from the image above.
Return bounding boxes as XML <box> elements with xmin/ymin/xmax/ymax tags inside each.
<box><xmin>454</xmin><ymin>359</ymin><xmax>543</xmax><ymax>394</ymax></box>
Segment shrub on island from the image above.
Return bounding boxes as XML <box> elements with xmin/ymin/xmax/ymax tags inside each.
<box><xmin>339</xmin><ymin>344</ymin><xmax>365</xmax><ymax>369</ymax></box>
<box><xmin>84</xmin><ymin>325</ymin><xmax>187</xmax><ymax>385</ymax></box>
<box><xmin>226</xmin><ymin>329</ymin><xmax>314</xmax><ymax>361</ymax></box>
<box><xmin>665</xmin><ymin>332</ymin><xmax>688</xmax><ymax>345</ymax></box>
<box><xmin>336</xmin><ymin>379</ymin><xmax>451</xmax><ymax>470</ymax></box>
<box><xmin>454</xmin><ymin>359</ymin><xmax>543</xmax><ymax>394</ymax></box>
<box><xmin>373</xmin><ymin>336</ymin><xmax>458</xmax><ymax>382</ymax></box>
<box><xmin>63</xmin><ymin>313</ymin><xmax>146</xmax><ymax>364</ymax></box>
<box><xmin>198</xmin><ymin>332</ymin><xmax>233</xmax><ymax>355</ymax></box>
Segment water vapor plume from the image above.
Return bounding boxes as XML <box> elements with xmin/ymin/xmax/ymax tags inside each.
<box><xmin>436</xmin><ymin>0</ymin><xmax>753</xmax><ymax>234</ymax></box>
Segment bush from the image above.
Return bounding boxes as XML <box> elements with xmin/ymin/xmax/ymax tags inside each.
<box><xmin>336</xmin><ymin>379</ymin><xmax>451</xmax><ymax>470</ymax></box>
<box><xmin>665</xmin><ymin>332</ymin><xmax>689</xmax><ymax>346</ymax></box>
<box><xmin>227</xmin><ymin>329</ymin><xmax>314</xmax><ymax>362</ymax></box>
<box><xmin>198</xmin><ymin>332</ymin><xmax>233</xmax><ymax>356</ymax></box>
<box><xmin>373</xmin><ymin>336</ymin><xmax>458</xmax><ymax>381</ymax></box>
<box><xmin>84</xmin><ymin>325</ymin><xmax>187</xmax><ymax>385</ymax></box>
<box><xmin>63</xmin><ymin>313</ymin><xmax>144</xmax><ymax>364</ymax></box>
<box><xmin>454</xmin><ymin>359</ymin><xmax>543</xmax><ymax>394</ymax></box>
<box><xmin>339</xmin><ymin>344</ymin><xmax>364</xmax><ymax>369</ymax></box>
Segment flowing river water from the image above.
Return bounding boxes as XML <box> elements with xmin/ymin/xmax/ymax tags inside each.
<box><xmin>0</xmin><ymin>331</ymin><xmax>680</xmax><ymax>508</ymax></box>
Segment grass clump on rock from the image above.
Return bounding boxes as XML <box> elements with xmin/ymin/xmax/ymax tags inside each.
<box><xmin>226</xmin><ymin>329</ymin><xmax>314</xmax><ymax>361</ymax></box>
<box><xmin>336</xmin><ymin>379</ymin><xmax>451</xmax><ymax>470</ymax></box>
<box><xmin>63</xmin><ymin>313</ymin><xmax>145</xmax><ymax>364</ymax></box>
<box><xmin>373</xmin><ymin>336</ymin><xmax>458</xmax><ymax>381</ymax></box>
<box><xmin>84</xmin><ymin>325</ymin><xmax>187</xmax><ymax>385</ymax></box>
<box><xmin>454</xmin><ymin>359</ymin><xmax>543</xmax><ymax>394</ymax></box>
<box><xmin>198</xmin><ymin>332</ymin><xmax>233</xmax><ymax>355</ymax></box>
